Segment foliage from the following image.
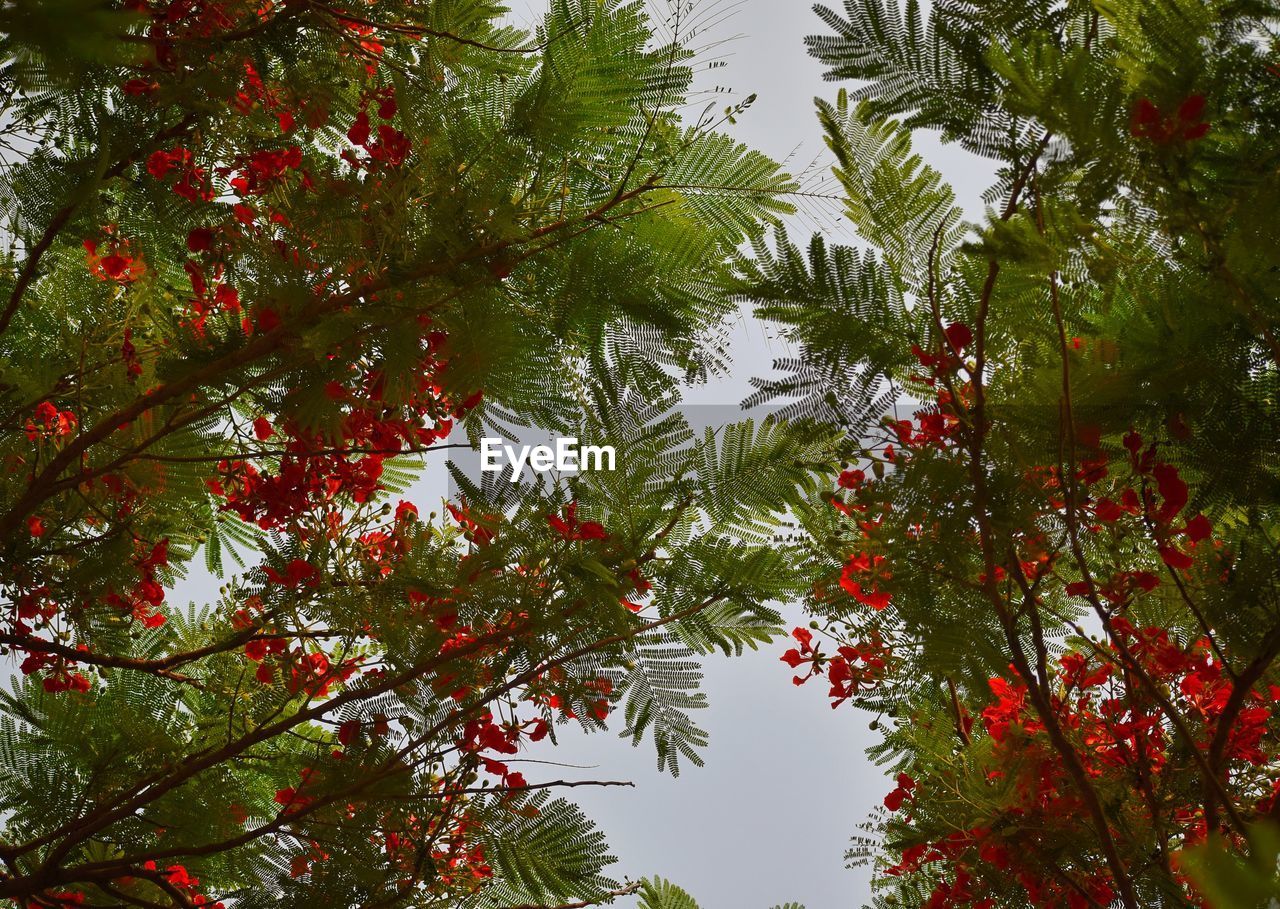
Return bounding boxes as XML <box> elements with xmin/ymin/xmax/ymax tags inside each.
<box><xmin>633</xmin><ymin>876</ymin><xmax>805</xmax><ymax>909</ymax></box>
<box><xmin>750</xmin><ymin>0</ymin><xmax>1280</xmax><ymax>907</ymax></box>
<box><xmin>1180</xmin><ymin>824</ymin><xmax>1280</xmax><ymax>908</ymax></box>
<box><xmin>0</xmin><ymin>1</ymin><xmax>821</xmax><ymax>907</ymax></box>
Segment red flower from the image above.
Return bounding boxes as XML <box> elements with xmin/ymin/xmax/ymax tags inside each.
<box><xmin>1159</xmin><ymin>545</ymin><xmax>1194</xmax><ymax>570</ymax></box>
<box><xmin>1184</xmin><ymin>513</ymin><xmax>1212</xmax><ymax>542</ymax></box>
<box><xmin>882</xmin><ymin>790</ymin><xmax>907</xmax><ymax>812</ymax></box>
<box><xmin>1131</xmin><ymin>95</ymin><xmax>1211</xmax><ymax>143</ymax></box>
<box><xmin>123</xmin><ymin>78</ymin><xmax>158</xmax><ymax>96</ymax></box>
<box><xmin>1093</xmin><ymin>498</ymin><xmax>1125</xmax><ymax>522</ymax></box>
<box><xmin>337</xmin><ymin>720</ymin><xmax>361</xmax><ymax>746</ymax></box>
<box><xmin>943</xmin><ymin>322</ymin><xmax>973</xmax><ymax>351</ymax></box>
<box><xmin>849</xmin><ymin>583</ymin><xmax>891</xmax><ymax>610</ymax></box>
<box><xmin>1152</xmin><ymin>462</ymin><xmax>1188</xmax><ymax>523</ymax></box>
<box><xmin>1177</xmin><ymin>94</ymin><xmax>1211</xmax><ymax>139</ymax></box>
<box><xmin>838</xmin><ymin>468</ymin><xmax>865</xmax><ymax>489</ymax></box>
<box><xmin>1129</xmin><ymin>571</ymin><xmax>1160</xmax><ymax>592</ymax></box>
<box><xmin>1061</xmin><ymin>652</ymin><xmax>1112</xmax><ymax>689</ymax></box>
<box><xmin>884</xmin><ymin>773</ymin><xmax>916</xmax><ymax>811</ymax></box>
<box><xmin>457</xmin><ymin>389</ymin><xmax>484</xmax><ymax>413</ymax></box>
<box><xmin>252</xmin><ymin>416</ymin><xmax>274</xmax><ymax>441</ymax></box>
<box><xmin>263</xmin><ymin>559</ymin><xmax>318</xmax><ymax>587</ymax></box>
<box><xmin>347</xmin><ymin>111</ymin><xmax>371</xmax><ymax>146</ymax></box>
<box><xmin>545</xmin><ymin>512</ymin><xmax>570</xmax><ymax>536</ymax></box>
<box><xmin>85</xmin><ymin>237</ymin><xmax>146</xmax><ymax>283</ymax></box>
<box><xmin>187</xmin><ymin>227</ymin><xmax>214</xmax><ymax>252</ymax></box>
<box><xmin>26</xmin><ymin>400</ymin><xmax>78</xmax><ymax>441</ymax></box>
<box><xmin>446</xmin><ymin>501</ymin><xmax>496</xmax><ymax>544</ymax></box>
<box><xmin>100</xmin><ymin>254</ymin><xmax>131</xmax><ymax>280</ymax></box>
<box><xmin>780</xmin><ymin>648</ymin><xmax>807</xmax><ymax>668</ymax></box>
<box><xmin>274</xmin><ymin>787</ymin><xmax>300</xmax><ymax>806</ymax></box>
<box><xmin>370</xmin><ymin>125</ymin><xmax>412</xmax><ymax>166</ymax></box>
<box><xmin>147</xmin><ymin>148</ymin><xmax>185</xmax><ymax>179</ymax></box>
<box><xmin>546</xmin><ymin>502</ymin><xmax>608</xmax><ymax>541</ymax></box>
<box><xmin>254</xmin><ymin>307</ymin><xmax>281</xmax><ymax>333</ymax></box>
<box><xmin>839</xmin><ymin>553</ymin><xmax>893</xmax><ymax>609</ymax></box>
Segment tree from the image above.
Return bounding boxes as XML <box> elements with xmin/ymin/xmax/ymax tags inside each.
<box><xmin>746</xmin><ymin>1</ymin><xmax>1280</xmax><ymax>906</ymax></box>
<box><xmin>0</xmin><ymin>2</ymin><xmax>825</xmax><ymax>907</ymax></box>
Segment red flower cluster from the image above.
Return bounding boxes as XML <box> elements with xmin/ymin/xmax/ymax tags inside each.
<box><xmin>217</xmin><ymin>444</ymin><xmax>407</xmax><ymax>533</ymax></box>
<box><xmin>344</xmin><ymin>87</ymin><xmax>412</xmax><ymax>169</ymax></box>
<box><xmin>246</xmin><ymin>629</ymin><xmax>359</xmax><ymax>696</ymax></box>
<box><xmin>147</xmin><ymin>146</ymin><xmax>215</xmax><ymax>203</ymax></box>
<box><xmin>179</xmin><ymin>226</ymin><xmax>250</xmax><ymax>334</ymax></box>
<box><xmin>84</xmin><ymin>236</ymin><xmax>146</xmax><ymax>284</ymax></box>
<box><xmin>20</xmin><ymin>648</ymin><xmax>91</xmax><ymax>694</ymax></box>
<box><xmin>839</xmin><ymin>551</ymin><xmax>893</xmax><ymax>610</ymax></box>
<box><xmin>103</xmin><ymin>538</ymin><xmax>171</xmax><ymax>628</ymax></box>
<box><xmin>446</xmin><ymin>501</ymin><xmax>497</xmax><ymax>546</ymax></box>
<box><xmin>888</xmin><ymin>824</ymin><xmax>1117</xmax><ymax>909</ymax></box>
<box><xmin>25</xmin><ymin>400</ymin><xmax>77</xmax><ymax>442</ymax></box>
<box><xmin>226</xmin><ymin>144</ymin><xmax>304</xmax><ymax>197</ymax></box>
<box><xmin>912</xmin><ymin>322</ymin><xmax>973</xmax><ymax>376</ymax></box>
<box><xmin>781</xmin><ymin>626</ymin><xmax>890</xmax><ymax>707</ymax></box>
<box><xmin>120</xmin><ymin>327</ymin><xmax>143</xmax><ymax>380</ymax></box>
<box><xmin>881</xmin><ymin>631</ymin><xmax>1278</xmax><ymax>907</ymax></box>
<box><xmin>233</xmin><ymin>60</ymin><xmax>307</xmax><ymax>133</ymax></box>
<box><xmin>781</xmin><ymin>322</ymin><xmax>1275</xmax><ymax>907</ymax></box>
<box><xmin>1082</xmin><ymin>431</ymin><xmax>1215</xmax><ymax>575</ymax></box>
<box><xmin>143</xmin><ymin>861</ymin><xmax>224</xmax><ymax>909</ymax></box>
<box><xmin>263</xmin><ymin>557</ymin><xmax>317</xmax><ymax>588</ymax></box>
<box><xmin>243</xmin><ymin>631</ymin><xmax>286</xmax><ymax>685</ymax></box>
<box><xmin>205</xmin><ymin>345</ymin><xmax>470</xmax><ymax>529</ymax></box>
<box><xmin>883</xmin><ymin>772</ymin><xmax>916</xmax><ymax>811</ymax></box>
<box><xmin>1131</xmin><ymin>95</ymin><xmax>1211</xmax><ymax>143</ymax></box>
<box><xmin>890</xmin><ymin>399</ymin><xmax>964</xmax><ymax>450</ymax></box>
<box><xmin>459</xmin><ymin>712</ymin><xmax>540</xmax><ymax>790</ymax></box>
<box><xmin>546</xmin><ymin>501</ymin><xmax>608</xmax><ymax>541</ymax></box>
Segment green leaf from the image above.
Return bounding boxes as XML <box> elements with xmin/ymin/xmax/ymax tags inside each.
<box><xmin>637</xmin><ymin>877</ymin><xmax>702</xmax><ymax>909</ymax></box>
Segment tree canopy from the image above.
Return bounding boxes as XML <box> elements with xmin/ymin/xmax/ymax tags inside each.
<box><xmin>7</xmin><ymin>0</ymin><xmax>1280</xmax><ymax>907</ymax></box>
<box><xmin>0</xmin><ymin>2</ymin><xmax>827</xmax><ymax>907</ymax></box>
<box><xmin>755</xmin><ymin>0</ymin><xmax>1280</xmax><ymax>906</ymax></box>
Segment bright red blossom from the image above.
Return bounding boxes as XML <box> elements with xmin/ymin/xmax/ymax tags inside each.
<box><xmin>546</xmin><ymin>501</ymin><xmax>608</xmax><ymax>542</ymax></box>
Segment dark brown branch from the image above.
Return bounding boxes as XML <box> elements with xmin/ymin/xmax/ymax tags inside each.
<box><xmin>945</xmin><ymin>677</ymin><xmax>972</xmax><ymax>747</ymax></box>
<box><xmin>959</xmin><ymin>129</ymin><xmax>1142</xmax><ymax>909</ymax></box>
